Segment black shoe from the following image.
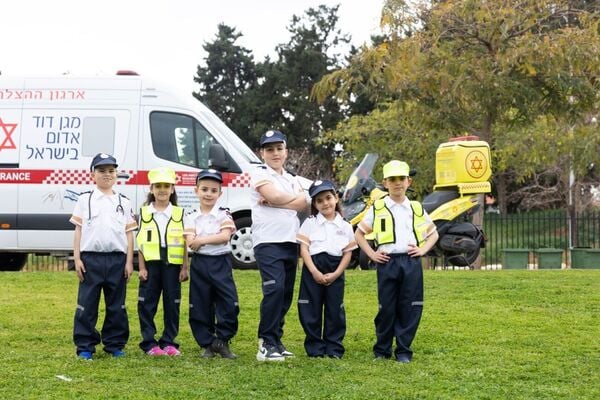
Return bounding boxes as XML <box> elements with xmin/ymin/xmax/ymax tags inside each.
<box><xmin>396</xmin><ymin>354</ymin><xmax>411</xmax><ymax>363</ymax></box>
<box><xmin>201</xmin><ymin>346</ymin><xmax>216</xmax><ymax>358</ymax></box>
<box><xmin>277</xmin><ymin>344</ymin><xmax>294</xmax><ymax>357</ymax></box>
<box><xmin>210</xmin><ymin>339</ymin><xmax>237</xmax><ymax>359</ymax></box>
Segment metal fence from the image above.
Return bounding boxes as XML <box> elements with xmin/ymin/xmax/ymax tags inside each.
<box><xmin>482</xmin><ymin>209</ymin><xmax>600</xmax><ymax>266</ymax></box>
<box><xmin>21</xmin><ymin>209</ymin><xmax>600</xmax><ymax>271</ymax></box>
<box><xmin>23</xmin><ymin>254</ymin><xmax>69</xmax><ymax>272</ymax></box>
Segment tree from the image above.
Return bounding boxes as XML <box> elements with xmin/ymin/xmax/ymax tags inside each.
<box><xmin>245</xmin><ymin>4</ymin><xmax>351</xmax><ymax>151</ymax></box>
<box><xmin>193</xmin><ymin>24</ymin><xmax>257</xmax><ymax>144</ymax></box>
<box><xmin>314</xmin><ymin>0</ymin><xmax>600</xmax><ymax>212</ymax></box>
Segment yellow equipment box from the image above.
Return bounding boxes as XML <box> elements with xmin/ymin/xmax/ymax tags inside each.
<box><xmin>435</xmin><ymin>136</ymin><xmax>492</xmax><ymax>189</ymax></box>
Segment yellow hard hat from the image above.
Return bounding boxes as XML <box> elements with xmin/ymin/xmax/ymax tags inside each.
<box><xmin>148</xmin><ymin>167</ymin><xmax>177</xmax><ymax>184</ymax></box>
<box><xmin>383</xmin><ymin>160</ymin><xmax>410</xmax><ymax>178</ymax></box>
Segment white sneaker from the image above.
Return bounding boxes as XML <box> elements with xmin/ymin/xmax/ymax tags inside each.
<box><xmin>256</xmin><ymin>339</ymin><xmax>285</xmax><ymax>362</ymax></box>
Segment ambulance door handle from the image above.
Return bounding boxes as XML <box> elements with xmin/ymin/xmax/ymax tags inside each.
<box><xmin>117</xmin><ymin>172</ymin><xmax>130</xmax><ymax>179</ymax></box>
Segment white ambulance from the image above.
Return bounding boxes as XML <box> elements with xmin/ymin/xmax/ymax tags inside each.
<box><xmin>0</xmin><ymin>72</ymin><xmax>265</xmax><ymax>270</ymax></box>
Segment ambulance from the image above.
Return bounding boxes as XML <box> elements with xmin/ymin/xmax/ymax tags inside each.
<box><xmin>0</xmin><ymin>72</ymin><xmax>268</xmax><ymax>270</ymax></box>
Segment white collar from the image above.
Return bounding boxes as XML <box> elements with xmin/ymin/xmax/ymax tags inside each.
<box><xmin>384</xmin><ymin>195</ymin><xmax>411</xmax><ymax>209</ymax></box>
<box><xmin>316</xmin><ymin>212</ymin><xmax>345</xmax><ymax>228</ymax></box>
<box><xmin>148</xmin><ymin>202</ymin><xmax>172</xmax><ymax>214</ymax></box>
<box><xmin>199</xmin><ymin>205</ymin><xmax>219</xmax><ymax>217</ymax></box>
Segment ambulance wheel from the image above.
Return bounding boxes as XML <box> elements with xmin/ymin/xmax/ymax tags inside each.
<box><xmin>230</xmin><ymin>216</ymin><xmax>257</xmax><ymax>269</ymax></box>
<box><xmin>0</xmin><ymin>253</ymin><xmax>28</xmax><ymax>271</ymax></box>
<box><xmin>359</xmin><ymin>245</ymin><xmax>377</xmax><ymax>270</ymax></box>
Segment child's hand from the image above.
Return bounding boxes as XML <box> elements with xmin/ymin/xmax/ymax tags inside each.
<box><xmin>138</xmin><ymin>268</ymin><xmax>148</xmax><ymax>281</ymax></box>
<box><xmin>258</xmin><ymin>197</ymin><xmax>270</xmax><ymax>206</ymax></box>
<box><xmin>370</xmin><ymin>250</ymin><xmax>390</xmax><ymax>264</ymax></box>
<box><xmin>75</xmin><ymin>260</ymin><xmax>86</xmax><ymax>282</ymax></box>
<box><xmin>322</xmin><ymin>272</ymin><xmax>339</xmax><ymax>286</ymax></box>
<box><xmin>124</xmin><ymin>261</ymin><xmax>133</xmax><ymax>282</ymax></box>
<box><xmin>179</xmin><ymin>267</ymin><xmax>189</xmax><ymax>282</ymax></box>
<box><xmin>189</xmin><ymin>236</ymin><xmax>204</xmax><ymax>251</ymax></box>
<box><xmin>407</xmin><ymin>244</ymin><xmax>425</xmax><ymax>257</ymax></box>
<box><xmin>311</xmin><ymin>270</ymin><xmax>327</xmax><ymax>285</ymax></box>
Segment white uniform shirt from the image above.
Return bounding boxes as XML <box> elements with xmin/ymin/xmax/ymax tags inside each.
<box><xmin>145</xmin><ymin>203</ymin><xmax>173</xmax><ymax>248</ymax></box>
<box><xmin>250</xmin><ymin>165</ymin><xmax>304</xmax><ymax>246</ymax></box>
<box><xmin>358</xmin><ymin>196</ymin><xmax>434</xmax><ymax>254</ymax></box>
<box><xmin>183</xmin><ymin>206</ymin><xmax>236</xmax><ymax>256</ymax></box>
<box><xmin>297</xmin><ymin>212</ymin><xmax>357</xmax><ymax>256</ymax></box>
<box><xmin>70</xmin><ymin>188</ymin><xmax>137</xmax><ymax>253</ymax></box>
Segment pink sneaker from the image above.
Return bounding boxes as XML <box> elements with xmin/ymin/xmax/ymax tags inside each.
<box><xmin>163</xmin><ymin>345</ymin><xmax>181</xmax><ymax>356</ymax></box>
<box><xmin>146</xmin><ymin>346</ymin><xmax>167</xmax><ymax>356</ymax></box>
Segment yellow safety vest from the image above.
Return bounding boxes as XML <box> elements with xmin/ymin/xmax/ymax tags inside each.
<box><xmin>372</xmin><ymin>197</ymin><xmax>430</xmax><ymax>248</ymax></box>
<box><xmin>136</xmin><ymin>205</ymin><xmax>185</xmax><ymax>264</ymax></box>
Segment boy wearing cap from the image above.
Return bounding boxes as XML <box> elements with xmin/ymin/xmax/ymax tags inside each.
<box><xmin>251</xmin><ymin>129</ymin><xmax>309</xmax><ymax>362</ymax></box>
<box><xmin>296</xmin><ymin>180</ymin><xmax>356</xmax><ymax>358</ymax></box>
<box><xmin>136</xmin><ymin>167</ymin><xmax>188</xmax><ymax>357</ymax></box>
<box><xmin>70</xmin><ymin>153</ymin><xmax>137</xmax><ymax>360</ymax></box>
<box><xmin>184</xmin><ymin>169</ymin><xmax>239</xmax><ymax>359</ymax></box>
<box><xmin>355</xmin><ymin>160</ymin><xmax>439</xmax><ymax>363</ymax></box>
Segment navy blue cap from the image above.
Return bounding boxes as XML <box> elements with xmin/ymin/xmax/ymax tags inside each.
<box><xmin>90</xmin><ymin>153</ymin><xmax>118</xmax><ymax>171</ymax></box>
<box><xmin>196</xmin><ymin>168</ymin><xmax>223</xmax><ymax>184</ymax></box>
<box><xmin>308</xmin><ymin>179</ymin><xmax>336</xmax><ymax>199</ymax></box>
<box><xmin>260</xmin><ymin>130</ymin><xmax>287</xmax><ymax>147</ymax></box>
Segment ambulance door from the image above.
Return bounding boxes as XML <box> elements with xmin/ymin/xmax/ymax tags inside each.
<box><xmin>0</xmin><ymin>79</ymin><xmax>24</xmax><ymax>253</ymax></box>
<box><xmin>139</xmin><ymin>109</ymin><xmax>233</xmax><ymax>211</ymax></box>
<box><xmin>17</xmin><ymin>108</ymin><xmax>134</xmax><ymax>251</ymax></box>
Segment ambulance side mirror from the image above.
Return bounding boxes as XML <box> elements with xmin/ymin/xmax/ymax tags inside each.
<box><xmin>209</xmin><ymin>144</ymin><xmax>230</xmax><ymax>170</ymax></box>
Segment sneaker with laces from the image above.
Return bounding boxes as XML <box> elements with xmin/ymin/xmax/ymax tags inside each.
<box><xmin>146</xmin><ymin>346</ymin><xmax>167</xmax><ymax>356</ymax></box>
<box><xmin>162</xmin><ymin>345</ymin><xmax>181</xmax><ymax>356</ymax></box>
<box><xmin>277</xmin><ymin>344</ymin><xmax>294</xmax><ymax>357</ymax></box>
<box><xmin>201</xmin><ymin>346</ymin><xmax>216</xmax><ymax>358</ymax></box>
<box><xmin>78</xmin><ymin>351</ymin><xmax>93</xmax><ymax>360</ymax></box>
<box><xmin>112</xmin><ymin>350</ymin><xmax>126</xmax><ymax>358</ymax></box>
<box><xmin>256</xmin><ymin>339</ymin><xmax>284</xmax><ymax>362</ymax></box>
<box><xmin>210</xmin><ymin>338</ymin><xmax>237</xmax><ymax>359</ymax></box>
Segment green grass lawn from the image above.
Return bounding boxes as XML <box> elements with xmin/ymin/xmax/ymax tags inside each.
<box><xmin>1</xmin><ymin>269</ymin><xmax>598</xmax><ymax>399</ymax></box>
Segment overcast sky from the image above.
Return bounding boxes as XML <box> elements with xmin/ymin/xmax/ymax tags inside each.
<box><xmin>1</xmin><ymin>0</ymin><xmax>384</xmax><ymax>92</ymax></box>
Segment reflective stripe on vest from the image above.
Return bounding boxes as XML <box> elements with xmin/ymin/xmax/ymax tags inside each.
<box><xmin>372</xmin><ymin>197</ymin><xmax>428</xmax><ymax>248</ymax></box>
<box><xmin>136</xmin><ymin>205</ymin><xmax>185</xmax><ymax>264</ymax></box>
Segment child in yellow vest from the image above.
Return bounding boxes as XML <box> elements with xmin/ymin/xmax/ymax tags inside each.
<box><xmin>136</xmin><ymin>167</ymin><xmax>188</xmax><ymax>356</ymax></box>
<box><xmin>355</xmin><ymin>160</ymin><xmax>438</xmax><ymax>363</ymax></box>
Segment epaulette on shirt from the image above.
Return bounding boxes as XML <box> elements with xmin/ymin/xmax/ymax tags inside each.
<box><xmin>258</xmin><ymin>165</ymin><xmax>267</xmax><ymax>170</ymax></box>
<box><xmin>79</xmin><ymin>190</ymin><xmax>92</xmax><ymax>196</ymax></box>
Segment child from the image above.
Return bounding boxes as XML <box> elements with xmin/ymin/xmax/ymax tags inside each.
<box><xmin>296</xmin><ymin>180</ymin><xmax>357</xmax><ymax>358</ymax></box>
<box><xmin>184</xmin><ymin>169</ymin><xmax>239</xmax><ymax>359</ymax></box>
<box><xmin>250</xmin><ymin>129</ymin><xmax>309</xmax><ymax>362</ymax></box>
<box><xmin>136</xmin><ymin>167</ymin><xmax>188</xmax><ymax>357</ymax></box>
<box><xmin>70</xmin><ymin>153</ymin><xmax>137</xmax><ymax>360</ymax></box>
<box><xmin>355</xmin><ymin>160</ymin><xmax>439</xmax><ymax>363</ymax></box>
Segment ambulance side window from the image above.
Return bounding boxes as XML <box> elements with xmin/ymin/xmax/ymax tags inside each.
<box><xmin>150</xmin><ymin>112</ymin><xmax>216</xmax><ymax>168</ymax></box>
<box><xmin>82</xmin><ymin>117</ymin><xmax>116</xmax><ymax>156</ymax></box>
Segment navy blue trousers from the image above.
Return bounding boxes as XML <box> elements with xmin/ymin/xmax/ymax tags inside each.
<box><xmin>255</xmin><ymin>242</ymin><xmax>298</xmax><ymax>347</ymax></box>
<box><xmin>298</xmin><ymin>252</ymin><xmax>346</xmax><ymax>358</ymax></box>
<box><xmin>373</xmin><ymin>254</ymin><xmax>423</xmax><ymax>360</ymax></box>
<box><xmin>137</xmin><ymin>251</ymin><xmax>181</xmax><ymax>352</ymax></box>
<box><xmin>73</xmin><ymin>252</ymin><xmax>129</xmax><ymax>355</ymax></box>
<box><xmin>189</xmin><ymin>254</ymin><xmax>239</xmax><ymax>347</ymax></box>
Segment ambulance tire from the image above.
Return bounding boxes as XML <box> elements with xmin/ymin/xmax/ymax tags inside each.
<box><xmin>230</xmin><ymin>216</ymin><xmax>257</xmax><ymax>270</ymax></box>
<box><xmin>0</xmin><ymin>253</ymin><xmax>28</xmax><ymax>271</ymax></box>
<box><xmin>358</xmin><ymin>244</ymin><xmax>377</xmax><ymax>270</ymax></box>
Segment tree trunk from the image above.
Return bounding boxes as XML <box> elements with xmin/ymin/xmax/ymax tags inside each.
<box><xmin>496</xmin><ymin>173</ymin><xmax>508</xmax><ymax>216</ymax></box>
<box><xmin>471</xmin><ymin>193</ymin><xmax>484</xmax><ymax>269</ymax></box>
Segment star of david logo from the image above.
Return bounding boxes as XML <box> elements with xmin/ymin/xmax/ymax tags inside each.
<box><xmin>470</xmin><ymin>156</ymin><xmax>483</xmax><ymax>173</ymax></box>
<box><xmin>465</xmin><ymin>150</ymin><xmax>487</xmax><ymax>178</ymax></box>
<box><xmin>0</xmin><ymin>118</ymin><xmax>18</xmax><ymax>152</ymax></box>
